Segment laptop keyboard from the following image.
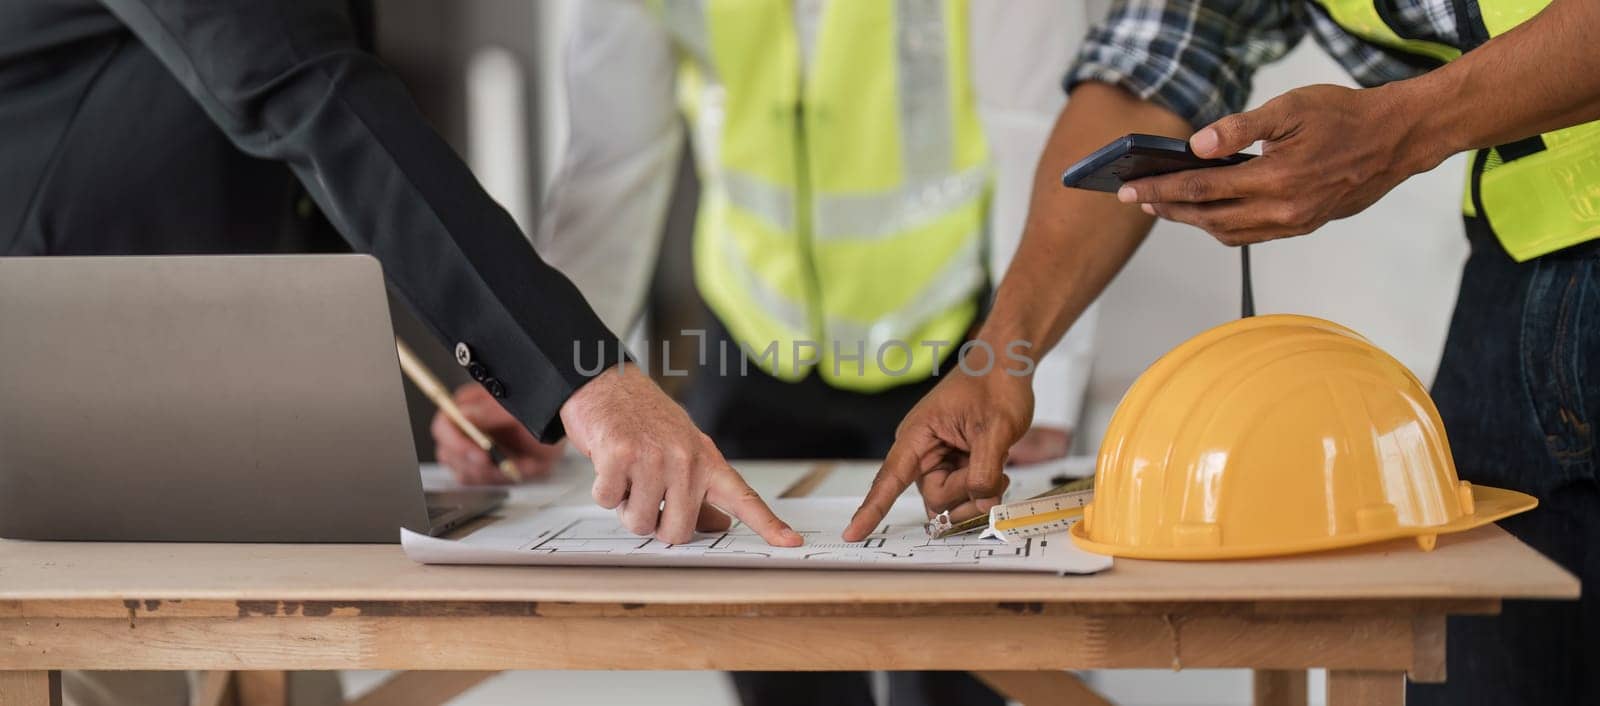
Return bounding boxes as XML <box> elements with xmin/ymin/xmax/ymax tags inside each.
<box><xmin>421</xmin><ymin>489</ymin><xmax>505</xmax><ymax>532</ymax></box>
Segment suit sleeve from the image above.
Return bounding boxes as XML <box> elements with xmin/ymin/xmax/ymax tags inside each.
<box><xmin>99</xmin><ymin>0</ymin><xmax>626</xmax><ymax>441</ymax></box>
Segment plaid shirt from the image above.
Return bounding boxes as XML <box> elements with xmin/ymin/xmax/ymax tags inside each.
<box><xmin>1068</xmin><ymin>0</ymin><xmax>1465</xmax><ymax>128</ymax></box>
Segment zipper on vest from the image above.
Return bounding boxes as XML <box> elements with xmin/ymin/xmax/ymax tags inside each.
<box><xmin>794</xmin><ymin>98</ymin><xmax>824</xmax><ymax>342</ymax></box>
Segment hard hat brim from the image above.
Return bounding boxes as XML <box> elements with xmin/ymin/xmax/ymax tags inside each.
<box><xmin>1068</xmin><ymin>484</ymin><xmax>1539</xmax><ymax>561</ymax></box>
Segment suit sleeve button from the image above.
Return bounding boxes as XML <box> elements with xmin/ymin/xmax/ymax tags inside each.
<box><xmin>454</xmin><ymin>342</ymin><xmax>473</xmax><ymax>367</ymax></box>
<box><xmin>485</xmin><ymin>378</ymin><xmax>507</xmax><ymax>398</ymax></box>
<box><xmin>467</xmin><ymin>362</ymin><xmax>489</xmax><ymax>382</ymax></box>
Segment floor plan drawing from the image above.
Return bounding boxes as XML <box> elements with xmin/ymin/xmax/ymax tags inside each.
<box><xmin>523</xmin><ymin>516</ymin><xmax>1048</xmax><ymax>566</ymax></box>
<box><xmin>403</xmin><ymin>498</ymin><xmax>1112</xmax><ymax>575</ymax></box>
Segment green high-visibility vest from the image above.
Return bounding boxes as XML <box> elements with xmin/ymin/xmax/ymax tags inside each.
<box><xmin>1317</xmin><ymin>0</ymin><xmax>1600</xmax><ymax>261</ymax></box>
<box><xmin>658</xmin><ymin>0</ymin><xmax>990</xmax><ymax>390</ymax></box>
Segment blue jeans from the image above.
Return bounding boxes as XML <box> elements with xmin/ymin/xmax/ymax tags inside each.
<box><xmin>1409</xmin><ymin>218</ymin><xmax>1600</xmax><ymax>705</ymax></box>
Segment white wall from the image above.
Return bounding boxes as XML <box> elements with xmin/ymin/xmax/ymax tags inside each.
<box><xmin>1079</xmin><ymin>44</ymin><xmax>1469</xmax><ymax>452</ymax></box>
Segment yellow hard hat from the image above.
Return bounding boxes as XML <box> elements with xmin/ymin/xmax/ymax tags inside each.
<box><xmin>1070</xmin><ymin>314</ymin><xmax>1537</xmax><ymax>560</ymax></box>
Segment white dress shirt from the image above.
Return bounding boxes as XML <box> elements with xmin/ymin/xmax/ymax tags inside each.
<box><xmin>534</xmin><ymin>0</ymin><xmax>1099</xmax><ymax>432</ymax></box>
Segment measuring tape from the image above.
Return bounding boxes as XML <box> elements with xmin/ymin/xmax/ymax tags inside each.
<box><xmin>981</xmin><ymin>488</ymin><xmax>1094</xmax><ymax>542</ymax></box>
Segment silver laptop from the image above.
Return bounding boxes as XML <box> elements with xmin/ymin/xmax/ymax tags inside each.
<box><xmin>0</xmin><ymin>255</ymin><xmax>502</xmax><ymax>542</ymax></box>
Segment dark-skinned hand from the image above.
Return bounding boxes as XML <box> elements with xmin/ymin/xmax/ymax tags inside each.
<box><xmin>843</xmin><ymin>366</ymin><xmax>1032</xmax><ymax>541</ymax></box>
<box><xmin>1118</xmin><ymin>84</ymin><xmax>1438</xmax><ymax>245</ymax></box>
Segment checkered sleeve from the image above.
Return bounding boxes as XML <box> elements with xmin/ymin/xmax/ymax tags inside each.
<box><xmin>1066</xmin><ymin>0</ymin><xmax>1312</xmax><ymax>129</ymax></box>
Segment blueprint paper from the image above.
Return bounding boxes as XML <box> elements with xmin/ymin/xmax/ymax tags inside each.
<box><xmin>402</xmin><ymin>497</ymin><xmax>1111</xmax><ymax>575</ymax></box>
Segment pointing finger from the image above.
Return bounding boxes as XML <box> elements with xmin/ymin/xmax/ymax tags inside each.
<box><xmin>709</xmin><ymin>465</ymin><xmax>802</xmax><ymax>547</ymax></box>
<box><xmin>845</xmin><ymin>441</ymin><xmax>921</xmax><ymax>541</ymax></box>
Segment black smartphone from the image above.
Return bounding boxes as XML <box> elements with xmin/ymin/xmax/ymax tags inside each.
<box><xmin>1061</xmin><ymin>133</ymin><xmax>1254</xmax><ymax>193</ymax></box>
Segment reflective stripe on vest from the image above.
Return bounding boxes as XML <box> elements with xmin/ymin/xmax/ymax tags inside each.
<box><xmin>1317</xmin><ymin>0</ymin><xmax>1600</xmax><ymax>261</ymax></box>
<box><xmin>663</xmin><ymin>0</ymin><xmax>989</xmax><ymax>390</ymax></box>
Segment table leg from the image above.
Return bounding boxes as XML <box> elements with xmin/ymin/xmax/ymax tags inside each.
<box><xmin>344</xmin><ymin>671</ymin><xmax>500</xmax><ymax>706</ymax></box>
<box><xmin>0</xmin><ymin>671</ymin><xmax>61</xmax><ymax>706</ymax></box>
<box><xmin>1253</xmin><ymin>670</ymin><xmax>1308</xmax><ymax>706</ymax></box>
<box><xmin>194</xmin><ymin>671</ymin><xmax>236</xmax><ymax>706</ymax></box>
<box><xmin>970</xmin><ymin>671</ymin><xmax>1114</xmax><ymax>706</ymax></box>
<box><xmin>235</xmin><ymin>671</ymin><xmax>288</xmax><ymax>706</ymax></box>
<box><xmin>1326</xmin><ymin>670</ymin><xmax>1405</xmax><ymax>706</ymax></box>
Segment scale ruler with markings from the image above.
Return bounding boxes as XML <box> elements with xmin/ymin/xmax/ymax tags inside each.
<box><xmin>980</xmin><ymin>488</ymin><xmax>1094</xmax><ymax>542</ymax></box>
<box><xmin>927</xmin><ymin>476</ymin><xmax>1093</xmax><ymax>539</ymax></box>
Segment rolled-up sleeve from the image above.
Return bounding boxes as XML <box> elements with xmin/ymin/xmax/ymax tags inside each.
<box><xmin>1066</xmin><ymin>0</ymin><xmax>1310</xmax><ymax>129</ymax></box>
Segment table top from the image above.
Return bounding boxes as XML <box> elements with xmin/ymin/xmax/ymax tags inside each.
<box><xmin>0</xmin><ymin>460</ymin><xmax>1578</xmax><ymax>606</ymax></box>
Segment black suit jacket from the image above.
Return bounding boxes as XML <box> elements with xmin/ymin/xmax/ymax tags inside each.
<box><xmin>0</xmin><ymin>0</ymin><xmax>625</xmax><ymax>441</ymax></box>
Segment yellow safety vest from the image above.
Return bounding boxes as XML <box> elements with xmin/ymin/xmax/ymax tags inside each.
<box><xmin>659</xmin><ymin>0</ymin><xmax>990</xmax><ymax>390</ymax></box>
<box><xmin>1317</xmin><ymin>0</ymin><xmax>1600</xmax><ymax>261</ymax></box>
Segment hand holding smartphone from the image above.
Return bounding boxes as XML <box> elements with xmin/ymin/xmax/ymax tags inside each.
<box><xmin>1062</xmin><ymin>134</ymin><xmax>1259</xmax><ymax>318</ymax></box>
<box><xmin>1061</xmin><ymin>134</ymin><xmax>1254</xmax><ymax>193</ymax></box>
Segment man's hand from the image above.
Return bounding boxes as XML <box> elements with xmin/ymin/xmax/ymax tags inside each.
<box><xmin>838</xmin><ymin>82</ymin><xmax>1186</xmax><ymax>542</ymax></box>
<box><xmin>560</xmin><ymin>364</ymin><xmax>803</xmax><ymax>547</ymax></box>
<box><xmin>1008</xmin><ymin>426</ymin><xmax>1073</xmax><ymax>466</ymax></box>
<box><xmin>843</xmin><ymin>369</ymin><xmax>1034</xmax><ymax>541</ymax></box>
<box><xmin>1117</xmin><ymin>84</ymin><xmax>1445</xmax><ymax>246</ymax></box>
<box><xmin>432</xmin><ymin>384</ymin><xmax>566</xmax><ymax>485</ymax></box>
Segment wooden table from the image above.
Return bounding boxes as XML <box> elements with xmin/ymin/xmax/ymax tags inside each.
<box><xmin>0</xmin><ymin>462</ymin><xmax>1579</xmax><ymax>706</ymax></box>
